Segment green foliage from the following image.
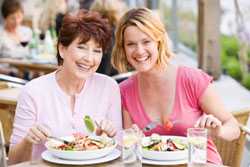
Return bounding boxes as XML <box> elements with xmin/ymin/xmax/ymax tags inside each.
<box><xmin>225</xmin><ymin>58</ymin><xmax>242</xmax><ymax>81</ymax></box>
<box><xmin>220</xmin><ymin>48</ymin><xmax>228</xmax><ymax>70</ymax></box>
<box><xmin>220</xmin><ymin>35</ymin><xmax>239</xmax><ymax>58</ymax></box>
<box><xmin>242</xmin><ymin>73</ymin><xmax>250</xmax><ymax>90</ymax></box>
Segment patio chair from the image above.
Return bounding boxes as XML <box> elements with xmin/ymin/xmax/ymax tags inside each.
<box><xmin>212</xmin><ymin>109</ymin><xmax>250</xmax><ymax>167</ymax></box>
<box><xmin>0</xmin><ymin>121</ymin><xmax>8</xmax><ymax>167</ymax></box>
<box><xmin>0</xmin><ymin>74</ymin><xmax>27</xmax><ymax>85</ymax></box>
<box><xmin>112</xmin><ymin>72</ymin><xmax>134</xmax><ymax>83</ymax></box>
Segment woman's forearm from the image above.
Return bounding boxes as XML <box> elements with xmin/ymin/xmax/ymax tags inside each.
<box><xmin>8</xmin><ymin>138</ymin><xmax>33</xmax><ymax>165</ymax></box>
<box><xmin>217</xmin><ymin>118</ymin><xmax>240</xmax><ymax>141</ymax></box>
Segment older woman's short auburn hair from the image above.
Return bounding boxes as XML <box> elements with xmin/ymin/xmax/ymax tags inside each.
<box><xmin>111</xmin><ymin>7</ymin><xmax>174</xmax><ymax>73</ymax></box>
<box><xmin>57</xmin><ymin>9</ymin><xmax>112</xmax><ymax>65</ymax></box>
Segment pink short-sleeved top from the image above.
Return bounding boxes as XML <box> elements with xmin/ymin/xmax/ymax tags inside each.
<box><xmin>10</xmin><ymin>72</ymin><xmax>122</xmax><ymax>159</ymax></box>
<box><xmin>120</xmin><ymin>66</ymin><xmax>222</xmax><ymax>164</ymax></box>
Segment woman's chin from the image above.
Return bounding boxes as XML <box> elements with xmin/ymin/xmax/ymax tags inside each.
<box><xmin>76</xmin><ymin>71</ymin><xmax>95</xmax><ymax>80</ymax></box>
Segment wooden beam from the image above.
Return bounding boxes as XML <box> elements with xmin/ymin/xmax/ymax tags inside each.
<box><xmin>198</xmin><ymin>0</ymin><xmax>221</xmax><ymax>80</ymax></box>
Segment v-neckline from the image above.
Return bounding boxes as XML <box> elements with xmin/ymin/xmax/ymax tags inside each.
<box><xmin>135</xmin><ymin>66</ymin><xmax>180</xmax><ymax>126</ymax></box>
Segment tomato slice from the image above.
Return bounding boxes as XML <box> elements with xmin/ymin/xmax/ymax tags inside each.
<box><xmin>163</xmin><ymin>120</ymin><xmax>173</xmax><ymax>131</ymax></box>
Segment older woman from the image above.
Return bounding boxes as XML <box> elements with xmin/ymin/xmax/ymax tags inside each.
<box><xmin>112</xmin><ymin>8</ymin><xmax>240</xmax><ymax>165</ymax></box>
<box><xmin>8</xmin><ymin>9</ymin><xmax>122</xmax><ymax>164</ymax></box>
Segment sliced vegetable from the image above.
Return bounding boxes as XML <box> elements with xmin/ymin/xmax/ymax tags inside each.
<box><xmin>84</xmin><ymin>115</ymin><xmax>95</xmax><ymax>132</ymax></box>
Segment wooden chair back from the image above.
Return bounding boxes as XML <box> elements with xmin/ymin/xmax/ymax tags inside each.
<box><xmin>0</xmin><ymin>121</ymin><xmax>7</xmax><ymax>167</ymax></box>
<box><xmin>213</xmin><ymin>109</ymin><xmax>250</xmax><ymax>167</ymax></box>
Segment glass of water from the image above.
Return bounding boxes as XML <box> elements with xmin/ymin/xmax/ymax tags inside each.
<box><xmin>122</xmin><ymin>128</ymin><xmax>143</xmax><ymax>167</ymax></box>
<box><xmin>187</xmin><ymin>128</ymin><xmax>207</xmax><ymax>166</ymax></box>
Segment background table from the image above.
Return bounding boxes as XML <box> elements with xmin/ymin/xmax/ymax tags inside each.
<box><xmin>0</xmin><ymin>58</ymin><xmax>57</xmax><ymax>78</ymax></box>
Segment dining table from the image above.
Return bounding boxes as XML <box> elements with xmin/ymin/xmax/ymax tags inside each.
<box><xmin>9</xmin><ymin>158</ymin><xmax>227</xmax><ymax>167</ymax></box>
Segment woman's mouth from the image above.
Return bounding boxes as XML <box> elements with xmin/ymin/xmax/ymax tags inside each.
<box><xmin>76</xmin><ymin>63</ymin><xmax>92</xmax><ymax>71</ymax></box>
<box><xmin>135</xmin><ymin>56</ymin><xmax>149</xmax><ymax>62</ymax></box>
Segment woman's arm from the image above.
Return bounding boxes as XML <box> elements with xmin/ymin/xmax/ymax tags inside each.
<box><xmin>123</xmin><ymin>109</ymin><xmax>133</xmax><ymax>129</ymax></box>
<box><xmin>8</xmin><ymin>138</ymin><xmax>33</xmax><ymax>164</ymax></box>
<box><xmin>198</xmin><ymin>84</ymin><xmax>240</xmax><ymax>141</ymax></box>
<box><xmin>8</xmin><ymin>87</ymin><xmax>50</xmax><ymax>165</ymax></box>
<box><xmin>102</xmin><ymin>81</ymin><xmax>122</xmax><ymax>137</ymax></box>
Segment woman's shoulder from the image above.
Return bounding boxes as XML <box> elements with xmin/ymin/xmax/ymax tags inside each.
<box><xmin>91</xmin><ymin>73</ymin><xmax>119</xmax><ymax>88</ymax></box>
<box><xmin>119</xmin><ymin>75</ymin><xmax>137</xmax><ymax>91</ymax></box>
<box><xmin>178</xmin><ymin>66</ymin><xmax>212</xmax><ymax>81</ymax></box>
<box><xmin>23</xmin><ymin>72</ymin><xmax>56</xmax><ymax>93</ymax></box>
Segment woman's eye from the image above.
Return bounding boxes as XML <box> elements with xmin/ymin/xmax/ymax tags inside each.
<box><xmin>93</xmin><ymin>49</ymin><xmax>102</xmax><ymax>53</ymax></box>
<box><xmin>78</xmin><ymin>45</ymin><xmax>88</xmax><ymax>49</ymax></box>
<box><xmin>127</xmin><ymin>43</ymin><xmax>135</xmax><ymax>46</ymax></box>
<box><xmin>143</xmin><ymin>40</ymin><xmax>151</xmax><ymax>44</ymax></box>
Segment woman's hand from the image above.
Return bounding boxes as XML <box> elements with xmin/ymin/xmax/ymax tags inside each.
<box><xmin>195</xmin><ymin>114</ymin><xmax>222</xmax><ymax>137</ymax></box>
<box><xmin>95</xmin><ymin>120</ymin><xmax>117</xmax><ymax>137</ymax></box>
<box><xmin>24</xmin><ymin>124</ymin><xmax>51</xmax><ymax>144</ymax></box>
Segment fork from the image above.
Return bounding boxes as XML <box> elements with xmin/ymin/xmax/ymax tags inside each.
<box><xmin>143</xmin><ymin>120</ymin><xmax>184</xmax><ymax>132</ymax></box>
<box><xmin>47</xmin><ymin>136</ymin><xmax>73</xmax><ymax>145</ymax></box>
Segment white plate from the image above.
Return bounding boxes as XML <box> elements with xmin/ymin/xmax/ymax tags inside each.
<box><xmin>42</xmin><ymin>149</ymin><xmax>121</xmax><ymax>165</ymax></box>
<box><xmin>142</xmin><ymin>135</ymin><xmax>188</xmax><ymax>161</ymax></box>
<box><xmin>142</xmin><ymin>158</ymin><xmax>188</xmax><ymax>165</ymax></box>
<box><xmin>45</xmin><ymin>135</ymin><xmax>117</xmax><ymax>160</ymax></box>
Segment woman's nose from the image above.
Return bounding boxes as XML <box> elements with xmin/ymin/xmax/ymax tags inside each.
<box><xmin>82</xmin><ymin>52</ymin><xmax>91</xmax><ymax>61</ymax></box>
<box><xmin>136</xmin><ymin>44</ymin><xmax>145</xmax><ymax>54</ymax></box>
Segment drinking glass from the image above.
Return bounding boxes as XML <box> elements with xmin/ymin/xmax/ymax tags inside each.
<box><xmin>187</xmin><ymin>128</ymin><xmax>207</xmax><ymax>167</ymax></box>
<box><xmin>122</xmin><ymin>128</ymin><xmax>143</xmax><ymax>167</ymax></box>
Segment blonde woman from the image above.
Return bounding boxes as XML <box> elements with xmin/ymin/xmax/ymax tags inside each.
<box><xmin>112</xmin><ymin>8</ymin><xmax>240</xmax><ymax>165</ymax></box>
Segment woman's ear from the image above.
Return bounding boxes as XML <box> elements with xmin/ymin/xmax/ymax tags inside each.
<box><xmin>58</xmin><ymin>44</ymin><xmax>65</xmax><ymax>59</ymax></box>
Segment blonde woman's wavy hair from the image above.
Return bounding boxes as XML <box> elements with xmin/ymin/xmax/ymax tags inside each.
<box><xmin>111</xmin><ymin>7</ymin><xmax>174</xmax><ymax>73</ymax></box>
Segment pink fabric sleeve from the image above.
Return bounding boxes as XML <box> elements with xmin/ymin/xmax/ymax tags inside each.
<box><xmin>181</xmin><ymin>67</ymin><xmax>213</xmax><ymax>106</ymax></box>
<box><xmin>10</xmin><ymin>87</ymin><xmax>37</xmax><ymax>146</ymax></box>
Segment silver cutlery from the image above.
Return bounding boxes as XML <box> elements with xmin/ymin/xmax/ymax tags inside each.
<box><xmin>143</xmin><ymin>120</ymin><xmax>184</xmax><ymax>132</ymax></box>
<box><xmin>47</xmin><ymin>136</ymin><xmax>73</xmax><ymax>145</ymax></box>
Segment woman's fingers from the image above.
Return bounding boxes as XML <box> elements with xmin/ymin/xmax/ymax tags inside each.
<box><xmin>26</xmin><ymin>130</ymin><xmax>40</xmax><ymax>144</ymax></box>
<box><xmin>37</xmin><ymin>124</ymin><xmax>51</xmax><ymax>137</ymax></box>
<box><xmin>25</xmin><ymin>124</ymin><xmax>51</xmax><ymax>144</ymax></box>
<box><xmin>97</xmin><ymin>120</ymin><xmax>116</xmax><ymax>137</ymax></box>
<box><xmin>195</xmin><ymin>115</ymin><xmax>222</xmax><ymax>129</ymax></box>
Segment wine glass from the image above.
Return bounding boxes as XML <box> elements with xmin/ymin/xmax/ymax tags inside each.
<box><xmin>20</xmin><ymin>40</ymin><xmax>29</xmax><ymax>47</ymax></box>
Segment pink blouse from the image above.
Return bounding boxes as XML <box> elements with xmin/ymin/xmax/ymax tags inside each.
<box><xmin>10</xmin><ymin>72</ymin><xmax>122</xmax><ymax>159</ymax></box>
<box><xmin>120</xmin><ymin>66</ymin><xmax>222</xmax><ymax>164</ymax></box>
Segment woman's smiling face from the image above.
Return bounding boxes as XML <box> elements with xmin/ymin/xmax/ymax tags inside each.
<box><xmin>59</xmin><ymin>37</ymin><xmax>103</xmax><ymax>80</ymax></box>
<box><xmin>123</xmin><ymin>25</ymin><xmax>159</xmax><ymax>72</ymax></box>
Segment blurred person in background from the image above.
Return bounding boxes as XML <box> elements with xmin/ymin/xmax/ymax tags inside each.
<box><xmin>39</xmin><ymin>0</ymin><xmax>67</xmax><ymax>36</ymax></box>
<box><xmin>79</xmin><ymin>0</ymin><xmax>94</xmax><ymax>9</ymax></box>
<box><xmin>8</xmin><ymin>9</ymin><xmax>122</xmax><ymax>164</ymax></box>
<box><xmin>55</xmin><ymin>0</ymin><xmax>80</xmax><ymax>35</ymax></box>
<box><xmin>90</xmin><ymin>0</ymin><xmax>127</xmax><ymax>76</ymax></box>
<box><xmin>0</xmin><ymin>0</ymin><xmax>32</xmax><ymax>75</ymax></box>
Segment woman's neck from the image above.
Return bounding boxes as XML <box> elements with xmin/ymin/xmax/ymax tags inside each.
<box><xmin>138</xmin><ymin>64</ymin><xmax>175</xmax><ymax>88</ymax></box>
<box><xmin>56</xmin><ymin>67</ymin><xmax>85</xmax><ymax>96</ymax></box>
